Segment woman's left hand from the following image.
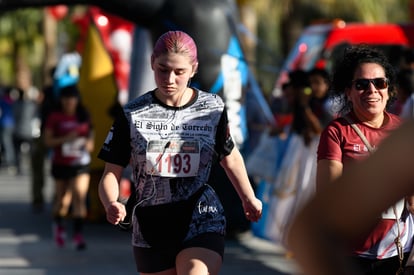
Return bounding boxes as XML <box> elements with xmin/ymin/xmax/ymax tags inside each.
<box><xmin>243</xmin><ymin>197</ymin><xmax>263</xmax><ymax>222</ymax></box>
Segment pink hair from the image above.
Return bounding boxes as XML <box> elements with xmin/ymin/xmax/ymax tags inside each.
<box><xmin>152</xmin><ymin>31</ymin><xmax>198</xmax><ymax>65</ymax></box>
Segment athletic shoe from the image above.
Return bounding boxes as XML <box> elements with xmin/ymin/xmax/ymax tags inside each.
<box><xmin>73</xmin><ymin>233</ymin><xmax>86</xmax><ymax>250</ymax></box>
<box><xmin>53</xmin><ymin>224</ymin><xmax>65</xmax><ymax>247</ymax></box>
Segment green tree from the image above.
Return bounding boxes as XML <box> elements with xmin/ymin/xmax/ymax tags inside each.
<box><xmin>0</xmin><ymin>6</ymin><xmax>79</xmax><ymax>89</ymax></box>
<box><xmin>0</xmin><ymin>8</ymin><xmax>44</xmax><ymax>86</ymax></box>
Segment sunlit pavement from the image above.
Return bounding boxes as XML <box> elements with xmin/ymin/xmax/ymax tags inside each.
<box><xmin>0</xmin><ymin>167</ymin><xmax>300</xmax><ymax>275</ymax></box>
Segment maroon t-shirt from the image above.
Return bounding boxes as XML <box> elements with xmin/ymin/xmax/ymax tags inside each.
<box><xmin>318</xmin><ymin>112</ymin><xmax>401</xmax><ymax>164</ymax></box>
<box><xmin>317</xmin><ymin>111</ymin><xmax>403</xmax><ymax>257</ymax></box>
<box><xmin>45</xmin><ymin>111</ymin><xmax>92</xmax><ymax>166</ymax></box>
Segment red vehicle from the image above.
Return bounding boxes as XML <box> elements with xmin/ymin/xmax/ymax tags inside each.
<box><xmin>274</xmin><ymin>20</ymin><xmax>414</xmax><ymax>92</ymax></box>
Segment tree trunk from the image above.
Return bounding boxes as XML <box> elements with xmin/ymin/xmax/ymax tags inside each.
<box><xmin>42</xmin><ymin>7</ymin><xmax>58</xmax><ymax>88</ymax></box>
<box><xmin>280</xmin><ymin>0</ymin><xmax>304</xmax><ymax>58</ymax></box>
<box><xmin>237</xmin><ymin>0</ymin><xmax>257</xmax><ymax>73</ymax></box>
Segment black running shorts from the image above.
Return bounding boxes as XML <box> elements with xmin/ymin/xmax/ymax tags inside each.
<box><xmin>133</xmin><ymin>232</ymin><xmax>225</xmax><ymax>273</ymax></box>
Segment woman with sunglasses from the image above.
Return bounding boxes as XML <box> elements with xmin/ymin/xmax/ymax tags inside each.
<box><xmin>309</xmin><ymin>45</ymin><xmax>414</xmax><ymax>274</ymax></box>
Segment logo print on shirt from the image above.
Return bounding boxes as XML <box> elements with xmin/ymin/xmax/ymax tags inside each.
<box><xmin>198</xmin><ymin>201</ymin><xmax>218</xmax><ymax>214</ymax></box>
<box><xmin>104</xmin><ymin>128</ymin><xmax>113</xmax><ymax>145</ymax></box>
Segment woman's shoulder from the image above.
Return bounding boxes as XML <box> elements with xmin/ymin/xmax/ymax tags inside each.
<box><xmin>46</xmin><ymin>110</ymin><xmax>64</xmax><ymax>120</ymax></box>
<box><xmin>44</xmin><ymin>111</ymin><xmax>69</xmax><ymax>127</ymax></box>
<box><xmin>320</xmin><ymin>116</ymin><xmax>350</xmax><ymax>139</ymax></box>
<box><xmin>196</xmin><ymin>89</ymin><xmax>225</xmax><ymax>105</ymax></box>
<box><xmin>386</xmin><ymin>111</ymin><xmax>402</xmax><ymax>121</ymax></box>
<box><xmin>123</xmin><ymin>90</ymin><xmax>154</xmax><ymax>111</ymax></box>
<box><xmin>326</xmin><ymin>115</ymin><xmax>349</xmax><ymax>129</ymax></box>
<box><xmin>385</xmin><ymin>111</ymin><xmax>403</xmax><ymax>128</ymax></box>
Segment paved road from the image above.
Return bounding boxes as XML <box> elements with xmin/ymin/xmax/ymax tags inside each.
<box><xmin>0</xmin><ymin>168</ymin><xmax>300</xmax><ymax>275</ymax></box>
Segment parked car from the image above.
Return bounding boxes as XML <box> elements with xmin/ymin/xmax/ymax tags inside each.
<box><xmin>274</xmin><ymin>20</ymin><xmax>414</xmax><ymax>94</ymax></box>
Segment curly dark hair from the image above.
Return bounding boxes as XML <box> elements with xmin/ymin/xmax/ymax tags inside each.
<box><xmin>330</xmin><ymin>44</ymin><xmax>397</xmax><ymax>115</ymax></box>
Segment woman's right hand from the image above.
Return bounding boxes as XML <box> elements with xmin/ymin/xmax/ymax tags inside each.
<box><xmin>105</xmin><ymin>201</ymin><xmax>127</xmax><ymax>225</ymax></box>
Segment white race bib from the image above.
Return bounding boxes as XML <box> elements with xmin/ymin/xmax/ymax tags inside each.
<box><xmin>62</xmin><ymin>137</ymin><xmax>86</xmax><ymax>157</ymax></box>
<box><xmin>146</xmin><ymin>140</ymin><xmax>200</xmax><ymax>177</ymax></box>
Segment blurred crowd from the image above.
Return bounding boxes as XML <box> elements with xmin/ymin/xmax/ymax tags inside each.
<box><xmin>0</xmin><ymin>68</ymin><xmax>43</xmax><ymax>176</ymax></box>
<box><xmin>244</xmin><ymin>46</ymin><xmax>414</xmax><ymax>250</ymax></box>
<box><xmin>258</xmin><ymin>46</ymin><xmax>414</xmax><ymax>146</ymax></box>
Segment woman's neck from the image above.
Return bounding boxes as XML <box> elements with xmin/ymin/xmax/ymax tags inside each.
<box><xmin>353</xmin><ymin>111</ymin><xmax>386</xmax><ymax>128</ymax></box>
<box><xmin>157</xmin><ymin>87</ymin><xmax>194</xmax><ymax>107</ymax></box>
<box><xmin>62</xmin><ymin>108</ymin><xmax>76</xmax><ymax>116</ymax></box>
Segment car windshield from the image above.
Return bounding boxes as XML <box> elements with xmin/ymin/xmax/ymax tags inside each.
<box><xmin>283</xmin><ymin>26</ymin><xmax>330</xmax><ymax>72</ymax></box>
<box><xmin>275</xmin><ymin>27</ymin><xmax>328</xmax><ymax>90</ymax></box>
<box><xmin>274</xmin><ymin>24</ymin><xmax>410</xmax><ymax>95</ymax></box>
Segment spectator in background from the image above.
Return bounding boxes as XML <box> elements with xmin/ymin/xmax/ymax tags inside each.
<box><xmin>0</xmin><ymin>86</ymin><xmax>16</xmax><ymax>172</ymax></box>
<box><xmin>288</xmin><ymin>119</ymin><xmax>414</xmax><ymax>275</ymax></box>
<box><xmin>308</xmin><ymin>67</ymin><xmax>336</xmax><ymax>126</ymax></box>
<box><xmin>289</xmin><ymin>69</ymin><xmax>324</xmax><ymax>146</ymax></box>
<box><xmin>272</xmin><ymin>68</ymin><xmax>335</xmax><ymax>141</ymax></box>
<box><xmin>401</xmin><ymin>47</ymin><xmax>414</xmax><ymax>70</ymax></box>
<box><xmin>44</xmin><ymin>85</ymin><xmax>94</xmax><ymax>250</ymax></box>
<box><xmin>314</xmin><ymin>45</ymin><xmax>414</xmax><ymax>274</ymax></box>
<box><xmin>394</xmin><ymin>48</ymin><xmax>414</xmax><ymax>118</ymax></box>
<box><xmin>397</xmin><ymin>69</ymin><xmax>414</xmax><ymax>119</ymax></box>
<box><xmin>270</xmin><ymin>81</ymin><xmax>295</xmax><ymax>138</ymax></box>
<box><xmin>30</xmin><ymin>67</ymin><xmax>58</xmax><ymax>212</ymax></box>
<box><xmin>388</xmin><ymin>68</ymin><xmax>414</xmax><ymax>116</ymax></box>
<box><xmin>12</xmin><ymin>69</ymin><xmax>41</xmax><ymax>175</ymax></box>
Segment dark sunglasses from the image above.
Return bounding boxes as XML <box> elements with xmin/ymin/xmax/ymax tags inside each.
<box><xmin>352</xmin><ymin>78</ymin><xmax>389</xmax><ymax>90</ymax></box>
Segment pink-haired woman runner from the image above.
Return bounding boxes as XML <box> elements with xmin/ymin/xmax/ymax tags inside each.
<box><xmin>98</xmin><ymin>30</ymin><xmax>262</xmax><ymax>275</ymax></box>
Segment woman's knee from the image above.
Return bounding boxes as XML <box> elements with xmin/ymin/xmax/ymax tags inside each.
<box><xmin>176</xmin><ymin>247</ymin><xmax>222</xmax><ymax>275</ymax></box>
